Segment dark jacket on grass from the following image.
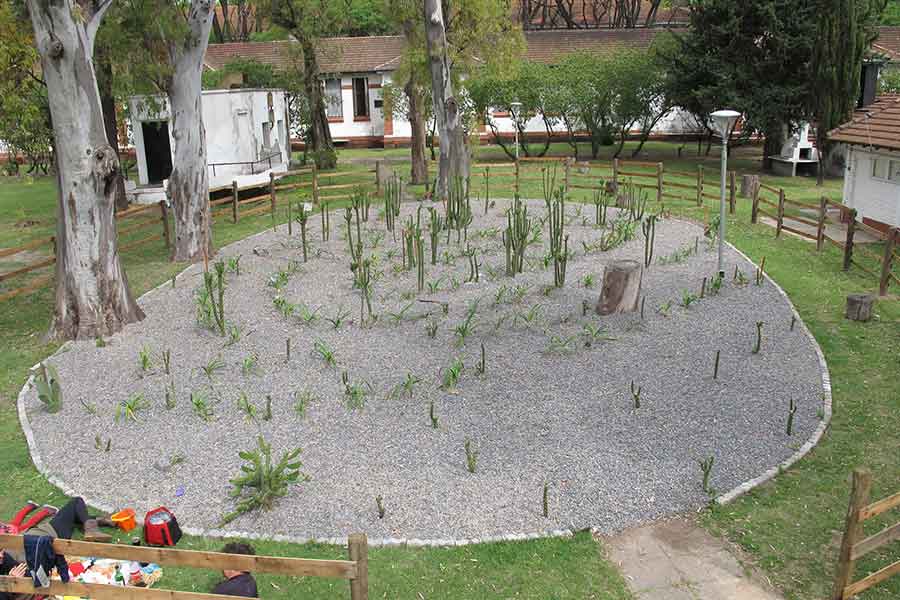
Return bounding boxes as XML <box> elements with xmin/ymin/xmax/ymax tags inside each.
<box><xmin>212</xmin><ymin>573</ymin><xmax>258</xmax><ymax>597</ymax></box>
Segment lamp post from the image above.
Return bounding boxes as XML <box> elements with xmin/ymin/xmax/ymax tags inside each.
<box><xmin>709</xmin><ymin>109</ymin><xmax>741</xmax><ymax>278</ymax></box>
<box><xmin>510</xmin><ymin>101</ymin><xmax>523</xmax><ymax>162</ymax></box>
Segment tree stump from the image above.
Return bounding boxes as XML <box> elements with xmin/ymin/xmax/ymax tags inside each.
<box><xmin>597</xmin><ymin>260</ymin><xmax>643</xmax><ymax>315</ymax></box>
<box><xmin>740</xmin><ymin>174</ymin><xmax>760</xmax><ymax>198</ymax></box>
<box><xmin>845</xmin><ymin>293</ymin><xmax>875</xmax><ymax>322</ymax></box>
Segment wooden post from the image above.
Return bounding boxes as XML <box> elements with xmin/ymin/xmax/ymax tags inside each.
<box><xmin>484</xmin><ymin>166</ymin><xmax>490</xmax><ymax>205</ymax></box>
<box><xmin>751</xmin><ymin>183</ymin><xmax>760</xmax><ymax>224</ymax></box>
<box><xmin>696</xmin><ymin>165</ymin><xmax>703</xmax><ymax>206</ymax></box>
<box><xmin>832</xmin><ymin>468</ymin><xmax>872</xmax><ymax>600</ymax></box>
<box><xmin>843</xmin><ymin>209</ymin><xmax>857</xmax><ymax>271</ymax></box>
<box><xmin>728</xmin><ymin>171</ymin><xmax>736</xmax><ymax>214</ymax></box>
<box><xmin>231</xmin><ymin>181</ymin><xmax>239</xmax><ymax>224</ymax></box>
<box><xmin>776</xmin><ymin>188</ymin><xmax>785</xmax><ymax>238</ymax></box>
<box><xmin>287</xmin><ymin>197</ymin><xmax>293</xmax><ymax>236</ymax></box>
<box><xmin>816</xmin><ymin>197</ymin><xmax>827</xmax><ymax>251</ymax></box>
<box><xmin>656</xmin><ymin>162</ymin><xmax>664</xmax><ymax>204</ymax></box>
<box><xmin>348</xmin><ymin>533</ymin><xmax>369</xmax><ymax>600</ymax></box>
<box><xmin>312</xmin><ymin>165</ymin><xmax>319</xmax><ymax>205</ymax></box>
<box><xmin>563</xmin><ymin>158</ymin><xmax>570</xmax><ymax>194</ymax></box>
<box><xmin>612</xmin><ymin>158</ymin><xmax>619</xmax><ymax>191</ymax></box>
<box><xmin>375</xmin><ymin>160</ymin><xmax>382</xmax><ymax>194</ymax></box>
<box><xmin>879</xmin><ymin>227</ymin><xmax>898</xmax><ymax>296</ymax></box>
<box><xmin>269</xmin><ymin>172</ymin><xmax>277</xmax><ymax>231</ymax></box>
<box><xmin>159</xmin><ymin>201</ymin><xmax>170</xmax><ymax>252</ymax></box>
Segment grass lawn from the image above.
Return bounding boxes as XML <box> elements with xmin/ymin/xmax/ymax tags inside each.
<box><xmin>1</xmin><ymin>140</ymin><xmax>898</xmax><ymax>599</ymax></box>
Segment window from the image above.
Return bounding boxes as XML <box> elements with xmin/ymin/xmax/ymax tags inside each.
<box><xmin>352</xmin><ymin>77</ymin><xmax>369</xmax><ymax>119</ymax></box>
<box><xmin>323</xmin><ymin>79</ymin><xmax>342</xmax><ymax>119</ymax></box>
<box><xmin>872</xmin><ymin>157</ymin><xmax>900</xmax><ymax>183</ymax></box>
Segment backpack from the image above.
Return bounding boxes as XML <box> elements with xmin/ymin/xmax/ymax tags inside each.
<box><xmin>143</xmin><ymin>507</ymin><xmax>182</xmax><ymax>547</ymax></box>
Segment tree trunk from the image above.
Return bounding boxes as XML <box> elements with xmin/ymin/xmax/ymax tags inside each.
<box><xmin>424</xmin><ymin>0</ymin><xmax>468</xmax><ymax>201</ymax></box>
<box><xmin>597</xmin><ymin>260</ymin><xmax>642</xmax><ymax>315</ymax></box>
<box><xmin>166</xmin><ymin>0</ymin><xmax>215</xmax><ymax>263</ymax></box>
<box><xmin>25</xmin><ymin>0</ymin><xmax>144</xmax><ymax>340</ymax></box>
<box><xmin>96</xmin><ymin>41</ymin><xmax>128</xmax><ymax>211</ymax></box>
<box><xmin>300</xmin><ymin>37</ymin><xmax>335</xmax><ymax>169</ymax></box>
<box><xmin>405</xmin><ymin>79</ymin><xmax>428</xmax><ymax>185</ymax></box>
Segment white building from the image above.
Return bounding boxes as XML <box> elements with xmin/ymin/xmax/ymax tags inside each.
<box><xmin>203</xmin><ymin>29</ymin><xmax>702</xmax><ymax>149</ymax></box>
<box><xmin>831</xmin><ymin>95</ymin><xmax>900</xmax><ymax>230</ymax></box>
<box><xmin>127</xmin><ymin>88</ymin><xmax>290</xmax><ymax>203</ymax></box>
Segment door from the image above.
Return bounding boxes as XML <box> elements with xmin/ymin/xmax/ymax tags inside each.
<box><xmin>142</xmin><ymin>121</ymin><xmax>172</xmax><ymax>184</ymax></box>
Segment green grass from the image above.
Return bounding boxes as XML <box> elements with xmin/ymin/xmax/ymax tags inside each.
<box><xmin>0</xmin><ymin>163</ymin><xmax>631</xmax><ymax>598</ymax></box>
<box><xmin>2</xmin><ymin>141</ymin><xmax>897</xmax><ymax>598</ymax></box>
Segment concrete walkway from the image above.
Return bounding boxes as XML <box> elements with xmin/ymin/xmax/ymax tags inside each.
<box><xmin>604</xmin><ymin>516</ymin><xmax>784</xmax><ymax>600</ymax></box>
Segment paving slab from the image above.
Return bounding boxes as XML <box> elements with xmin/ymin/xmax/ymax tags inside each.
<box><xmin>604</xmin><ymin>516</ymin><xmax>784</xmax><ymax>600</ymax></box>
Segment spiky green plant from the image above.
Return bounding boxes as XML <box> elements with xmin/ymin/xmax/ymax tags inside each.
<box><xmin>225</xmin><ymin>323</ymin><xmax>242</xmax><ymax>346</ymax></box>
<box><xmin>200</xmin><ymin>355</ymin><xmax>226</xmax><ymax>382</ymax></box>
<box><xmin>375</xmin><ymin>495</ymin><xmax>385</xmax><ymax>519</ymax></box>
<box><xmin>753</xmin><ymin>321</ymin><xmax>763</xmax><ymax>354</ymax></box>
<box><xmin>441</xmin><ymin>357</ymin><xmax>464</xmax><ymax>391</ymax></box>
<box><xmin>384</xmin><ymin>175</ymin><xmax>402</xmax><ymax>238</ymax></box>
<box><xmin>226</xmin><ymin>254</ymin><xmax>242</xmax><ymax>275</ymax></box>
<box><xmin>200</xmin><ymin>261</ymin><xmax>227</xmax><ymax>335</ymax></box>
<box><xmin>581</xmin><ymin>323</ymin><xmax>614</xmax><ymax>348</ymax></box>
<box><xmin>34</xmin><ymin>362</ymin><xmax>62</xmax><ymax>413</ymax></box>
<box><xmin>547</xmin><ymin>334</ymin><xmax>578</xmax><ymax>354</ymax></box>
<box><xmin>80</xmin><ymin>398</ymin><xmax>97</xmax><ymax>415</ymax></box>
<box><xmin>631</xmin><ymin>380</ymin><xmax>642</xmax><ymax>409</ymax></box>
<box><xmin>426</xmin><ymin>276</ymin><xmax>446</xmax><ymax>294</ymax></box>
<box><xmin>221</xmin><ymin>435</ymin><xmax>308</xmax><ymax>525</ymax></box>
<box><xmin>642</xmin><ymin>215</ymin><xmax>657</xmax><ymax>268</ymax></box>
<box><xmin>464</xmin><ymin>244</ymin><xmax>481</xmax><ymax>283</ymax></box>
<box><xmin>356</xmin><ymin>257</ymin><xmax>375</xmax><ymax>325</ymax></box>
<box><xmin>392</xmin><ymin>372</ymin><xmax>422</xmax><ymax>399</ymax></box>
<box><xmin>165</xmin><ymin>379</ymin><xmax>177</xmax><ymax>409</ymax></box>
<box><xmin>313</xmin><ymin>339</ymin><xmax>337</xmax><ymax>367</ymax></box>
<box><xmin>116</xmin><ymin>393</ymin><xmax>149</xmax><ymax>423</ymax></box>
<box><xmin>453</xmin><ymin>311</ymin><xmax>477</xmax><ymax>346</ymax></box>
<box><xmin>475</xmin><ymin>343</ymin><xmax>486</xmax><ymax>376</ymax></box>
<box><xmin>326</xmin><ymin>306</ymin><xmax>351</xmax><ymax>329</ymax></box>
<box><xmin>680</xmin><ymin>289</ymin><xmax>698</xmax><ymax>308</ymax></box>
<box><xmin>294</xmin><ymin>202</ymin><xmax>310</xmax><ymax>262</ymax></box>
<box><xmin>592</xmin><ymin>189</ymin><xmax>609</xmax><ymax>226</ymax></box>
<box><xmin>263</xmin><ymin>395</ymin><xmax>273</xmax><ymax>421</ymax></box>
<box><xmin>425</xmin><ymin>320</ymin><xmax>439</xmax><ymax>338</ymax></box>
<box><xmin>429</xmin><ymin>401</ymin><xmax>438</xmax><ymax>428</ymax></box>
<box><xmin>341</xmin><ymin>371</ymin><xmax>371</xmax><ymax>410</ymax></box>
<box><xmin>787</xmin><ymin>397</ymin><xmax>798</xmax><ymax>436</ymax></box>
<box><xmin>320</xmin><ymin>200</ymin><xmax>331</xmax><ymax>241</ymax></box>
<box><xmin>699</xmin><ymin>456</ymin><xmax>715</xmax><ymax>494</ymax></box>
<box><xmin>237</xmin><ymin>391</ymin><xmax>258</xmax><ymax>422</ymax></box>
<box><xmin>191</xmin><ymin>390</ymin><xmax>215</xmax><ymax>422</ymax></box>
<box><xmin>581</xmin><ymin>274</ymin><xmax>595</xmax><ymax>288</ymax></box>
<box><xmin>241</xmin><ymin>353</ymin><xmax>260</xmax><ymax>376</ymax></box>
<box><xmin>464</xmin><ymin>439</ymin><xmax>479</xmax><ymax>473</ymax></box>
<box><xmin>503</xmin><ymin>195</ymin><xmax>532</xmax><ymax>276</ymax></box>
<box><xmin>138</xmin><ymin>345</ymin><xmax>153</xmax><ymax>374</ymax></box>
<box><xmin>446</xmin><ymin>176</ymin><xmax>473</xmax><ymax>243</ymax></box>
<box><xmin>293</xmin><ymin>389</ymin><xmax>316</xmax><ymax>418</ymax></box>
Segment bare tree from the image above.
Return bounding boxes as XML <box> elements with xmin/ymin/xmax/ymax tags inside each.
<box><xmin>25</xmin><ymin>0</ymin><xmax>144</xmax><ymax>339</ymax></box>
<box><xmin>424</xmin><ymin>0</ymin><xmax>468</xmax><ymax>200</ymax></box>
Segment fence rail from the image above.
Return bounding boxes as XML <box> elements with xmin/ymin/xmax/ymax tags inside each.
<box><xmin>833</xmin><ymin>469</ymin><xmax>900</xmax><ymax>599</ymax></box>
<box><xmin>0</xmin><ymin>532</ymin><xmax>368</xmax><ymax>600</ymax></box>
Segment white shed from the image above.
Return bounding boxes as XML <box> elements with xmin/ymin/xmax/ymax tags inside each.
<box><xmin>831</xmin><ymin>95</ymin><xmax>900</xmax><ymax>230</ymax></box>
<box><xmin>128</xmin><ymin>88</ymin><xmax>290</xmax><ymax>201</ymax></box>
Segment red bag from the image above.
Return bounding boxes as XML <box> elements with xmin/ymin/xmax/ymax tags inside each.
<box><xmin>143</xmin><ymin>507</ymin><xmax>182</xmax><ymax>547</ymax></box>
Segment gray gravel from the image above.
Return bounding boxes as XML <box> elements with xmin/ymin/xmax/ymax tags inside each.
<box><xmin>21</xmin><ymin>197</ymin><xmax>826</xmax><ymax>542</ymax></box>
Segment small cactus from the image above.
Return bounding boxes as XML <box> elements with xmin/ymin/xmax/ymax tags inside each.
<box><xmin>786</xmin><ymin>398</ymin><xmax>798</xmax><ymax>436</ymax></box>
<box><xmin>699</xmin><ymin>456</ymin><xmax>715</xmax><ymax>494</ymax></box>
<box><xmin>753</xmin><ymin>321</ymin><xmax>763</xmax><ymax>354</ymax></box>
<box><xmin>630</xmin><ymin>380</ymin><xmax>642</xmax><ymax>409</ymax></box>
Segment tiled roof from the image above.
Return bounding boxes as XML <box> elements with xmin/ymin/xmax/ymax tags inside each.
<box><xmin>874</xmin><ymin>26</ymin><xmax>900</xmax><ymax>61</ymax></box>
<box><xmin>829</xmin><ymin>95</ymin><xmax>900</xmax><ymax>151</ymax></box>
<box><xmin>205</xmin><ymin>28</ymin><xmax>667</xmax><ymax>74</ymax></box>
<box><xmin>204</xmin><ymin>36</ymin><xmax>407</xmax><ymax>74</ymax></box>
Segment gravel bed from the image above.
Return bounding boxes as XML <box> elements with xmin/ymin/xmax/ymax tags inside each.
<box><xmin>21</xmin><ymin>197</ymin><xmax>826</xmax><ymax>542</ymax></box>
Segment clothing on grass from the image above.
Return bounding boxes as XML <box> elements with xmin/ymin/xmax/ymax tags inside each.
<box><xmin>212</xmin><ymin>573</ymin><xmax>259</xmax><ymax>597</ymax></box>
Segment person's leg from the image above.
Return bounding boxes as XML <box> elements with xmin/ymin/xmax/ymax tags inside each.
<box><xmin>9</xmin><ymin>501</ymin><xmax>38</xmax><ymax>528</ymax></box>
<box><xmin>49</xmin><ymin>498</ymin><xmax>89</xmax><ymax>540</ymax></box>
<box><xmin>18</xmin><ymin>505</ymin><xmax>56</xmax><ymax>532</ymax></box>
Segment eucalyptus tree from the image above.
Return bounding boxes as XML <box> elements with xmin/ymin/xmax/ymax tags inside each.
<box><xmin>24</xmin><ymin>0</ymin><xmax>144</xmax><ymax>339</ymax></box>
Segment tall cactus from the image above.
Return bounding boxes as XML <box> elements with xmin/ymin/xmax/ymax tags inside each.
<box><xmin>446</xmin><ymin>176</ymin><xmax>473</xmax><ymax>244</ymax></box>
<box><xmin>294</xmin><ymin>202</ymin><xmax>310</xmax><ymax>262</ymax></box>
<box><xmin>502</xmin><ymin>195</ymin><xmax>531</xmax><ymax>276</ymax></box>
<box><xmin>642</xmin><ymin>214</ymin><xmax>657</xmax><ymax>268</ymax></box>
<box><xmin>384</xmin><ymin>174</ymin><xmax>401</xmax><ymax>239</ymax></box>
<box><xmin>548</xmin><ymin>188</ymin><xmax>568</xmax><ymax>287</ymax></box>
<box><xmin>428</xmin><ymin>207</ymin><xmax>444</xmax><ymax>265</ymax></box>
<box><xmin>593</xmin><ymin>189</ymin><xmax>609</xmax><ymax>226</ymax></box>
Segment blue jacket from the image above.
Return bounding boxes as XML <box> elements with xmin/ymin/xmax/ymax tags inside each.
<box><xmin>23</xmin><ymin>535</ymin><xmax>69</xmax><ymax>587</ymax></box>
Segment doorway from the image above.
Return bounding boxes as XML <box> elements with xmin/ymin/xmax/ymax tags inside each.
<box><xmin>142</xmin><ymin>121</ymin><xmax>173</xmax><ymax>184</ymax></box>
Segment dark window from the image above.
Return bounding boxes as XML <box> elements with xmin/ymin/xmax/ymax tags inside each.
<box><xmin>352</xmin><ymin>77</ymin><xmax>369</xmax><ymax>118</ymax></box>
<box><xmin>323</xmin><ymin>79</ymin><xmax>343</xmax><ymax>119</ymax></box>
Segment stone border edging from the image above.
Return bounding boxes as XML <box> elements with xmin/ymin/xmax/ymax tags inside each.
<box><xmin>15</xmin><ymin>224</ymin><xmax>832</xmax><ymax>547</ymax></box>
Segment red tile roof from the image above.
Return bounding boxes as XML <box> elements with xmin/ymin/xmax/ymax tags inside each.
<box><xmin>874</xmin><ymin>26</ymin><xmax>900</xmax><ymax>61</ymax></box>
<box><xmin>829</xmin><ymin>95</ymin><xmax>900</xmax><ymax>151</ymax></box>
<box><xmin>205</xmin><ymin>28</ymin><xmax>667</xmax><ymax>74</ymax></box>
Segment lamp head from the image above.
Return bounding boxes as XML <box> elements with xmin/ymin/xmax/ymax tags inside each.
<box><xmin>710</xmin><ymin>109</ymin><xmax>741</xmax><ymax>140</ymax></box>
<box><xmin>510</xmin><ymin>101</ymin><xmax>523</xmax><ymax>117</ymax></box>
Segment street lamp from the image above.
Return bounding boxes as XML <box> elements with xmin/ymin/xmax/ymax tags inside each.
<box><xmin>510</xmin><ymin>101</ymin><xmax>523</xmax><ymax>162</ymax></box>
<box><xmin>709</xmin><ymin>109</ymin><xmax>741</xmax><ymax>278</ymax></box>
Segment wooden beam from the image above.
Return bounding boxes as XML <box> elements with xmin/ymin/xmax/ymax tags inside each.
<box><xmin>843</xmin><ymin>559</ymin><xmax>900</xmax><ymax>598</ymax></box>
<box><xmin>860</xmin><ymin>490</ymin><xmax>900</xmax><ymax>522</ymax></box>
<box><xmin>0</xmin><ymin>535</ymin><xmax>357</xmax><ymax>579</ymax></box>
<box><xmin>851</xmin><ymin>521</ymin><xmax>900</xmax><ymax>561</ymax></box>
<box><xmin>831</xmin><ymin>468</ymin><xmax>872</xmax><ymax>600</ymax></box>
<box><xmin>0</xmin><ymin>576</ymin><xmax>248</xmax><ymax>600</ymax></box>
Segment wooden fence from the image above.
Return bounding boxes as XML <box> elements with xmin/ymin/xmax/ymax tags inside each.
<box><xmin>0</xmin><ymin>532</ymin><xmax>368</xmax><ymax>599</ymax></box>
<box><xmin>832</xmin><ymin>468</ymin><xmax>900</xmax><ymax>599</ymax></box>
<box><xmin>0</xmin><ymin>165</ymin><xmax>376</xmax><ymax>304</ymax></box>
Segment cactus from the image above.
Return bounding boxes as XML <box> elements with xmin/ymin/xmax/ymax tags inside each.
<box><xmin>286</xmin><ymin>338</ymin><xmax>291</xmax><ymax>362</ymax></box>
<box><xmin>34</xmin><ymin>362</ymin><xmax>62</xmax><ymax>413</ymax></box>
<box><xmin>756</xmin><ymin>256</ymin><xmax>766</xmax><ymax>285</ymax></box>
<box><xmin>475</xmin><ymin>343</ymin><xmax>486</xmax><ymax>376</ymax></box>
<box><xmin>446</xmin><ymin>176</ymin><xmax>473</xmax><ymax>243</ymax></box>
<box><xmin>790</xmin><ymin>315</ymin><xmax>796</xmax><ymax>331</ymax></box>
<box><xmin>631</xmin><ymin>380</ymin><xmax>642</xmax><ymax>409</ymax></box>
<box><xmin>465</xmin><ymin>244</ymin><xmax>481</xmax><ymax>283</ymax></box>
<box><xmin>355</xmin><ymin>257</ymin><xmax>374</xmax><ymax>325</ymax></box>
<box><xmin>202</xmin><ymin>261</ymin><xmax>227</xmax><ymax>336</ymax></box>
<box><xmin>503</xmin><ymin>196</ymin><xmax>532</xmax><ymax>276</ymax></box>
<box><xmin>548</xmin><ymin>188</ymin><xmax>568</xmax><ymax>287</ymax></box>
<box><xmin>542</xmin><ymin>482</ymin><xmax>549</xmax><ymax>518</ymax></box>
<box><xmin>753</xmin><ymin>321</ymin><xmax>763</xmax><ymax>354</ymax></box>
<box><xmin>786</xmin><ymin>398</ymin><xmax>797</xmax><ymax>436</ymax></box>
<box><xmin>713</xmin><ymin>350</ymin><xmax>720</xmax><ymax>380</ymax></box>
<box><xmin>642</xmin><ymin>215</ymin><xmax>657</xmax><ymax>268</ymax></box>
<box><xmin>429</xmin><ymin>400</ymin><xmax>438</xmax><ymax>429</ymax></box>
<box><xmin>294</xmin><ymin>202</ymin><xmax>310</xmax><ymax>262</ymax></box>
<box><xmin>384</xmin><ymin>174</ymin><xmax>402</xmax><ymax>238</ymax></box>
<box><xmin>699</xmin><ymin>456</ymin><xmax>715</xmax><ymax>494</ymax></box>
<box><xmin>416</xmin><ymin>236</ymin><xmax>425</xmax><ymax>292</ymax></box>
<box><xmin>320</xmin><ymin>201</ymin><xmax>330</xmax><ymax>241</ymax></box>
<box><xmin>464</xmin><ymin>439</ymin><xmax>479</xmax><ymax>473</ymax></box>
<box><xmin>375</xmin><ymin>495</ymin><xmax>385</xmax><ymax>519</ymax></box>
<box><xmin>700</xmin><ymin>276</ymin><xmax>707</xmax><ymax>299</ymax></box>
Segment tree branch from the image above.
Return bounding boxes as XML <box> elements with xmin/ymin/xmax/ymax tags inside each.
<box><xmin>85</xmin><ymin>0</ymin><xmax>115</xmax><ymax>52</ymax></box>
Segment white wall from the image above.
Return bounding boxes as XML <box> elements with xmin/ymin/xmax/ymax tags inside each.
<box><xmin>129</xmin><ymin>89</ymin><xmax>290</xmax><ymax>186</ymax></box>
<box><xmin>323</xmin><ymin>74</ymin><xmax>383</xmax><ymax>142</ymax></box>
<box><xmin>843</xmin><ymin>146</ymin><xmax>900</xmax><ymax>227</ymax></box>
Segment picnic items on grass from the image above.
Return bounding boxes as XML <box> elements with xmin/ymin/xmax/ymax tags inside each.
<box><xmin>143</xmin><ymin>507</ymin><xmax>182</xmax><ymax>547</ymax></box>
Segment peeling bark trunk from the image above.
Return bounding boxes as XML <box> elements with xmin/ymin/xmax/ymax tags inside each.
<box><xmin>424</xmin><ymin>0</ymin><xmax>468</xmax><ymax>201</ymax></box>
<box><xmin>166</xmin><ymin>0</ymin><xmax>215</xmax><ymax>262</ymax></box>
<box><xmin>300</xmin><ymin>37</ymin><xmax>335</xmax><ymax>169</ymax></box>
<box><xmin>25</xmin><ymin>0</ymin><xmax>144</xmax><ymax>340</ymax></box>
<box><xmin>405</xmin><ymin>79</ymin><xmax>428</xmax><ymax>185</ymax></box>
<box><xmin>97</xmin><ymin>42</ymin><xmax>128</xmax><ymax>211</ymax></box>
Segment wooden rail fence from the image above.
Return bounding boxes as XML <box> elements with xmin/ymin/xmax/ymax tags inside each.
<box><xmin>0</xmin><ymin>532</ymin><xmax>368</xmax><ymax>599</ymax></box>
<box><xmin>0</xmin><ymin>165</ymin><xmax>377</xmax><ymax>303</ymax></box>
<box><xmin>832</xmin><ymin>468</ymin><xmax>900</xmax><ymax>599</ymax></box>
